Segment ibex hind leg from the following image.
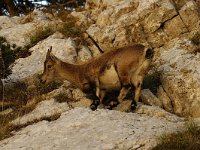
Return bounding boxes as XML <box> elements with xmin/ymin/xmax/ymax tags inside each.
<box><xmin>90</xmin><ymin>88</ymin><xmax>106</xmax><ymax>111</ymax></box>
<box><xmin>117</xmin><ymin>85</ymin><xmax>130</xmax><ymax>103</ymax></box>
<box><xmin>130</xmin><ymin>82</ymin><xmax>142</xmax><ymax>111</ymax></box>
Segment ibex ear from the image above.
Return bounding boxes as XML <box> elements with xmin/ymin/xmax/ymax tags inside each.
<box><xmin>49</xmin><ymin>53</ymin><xmax>58</xmax><ymax>62</ymax></box>
<box><xmin>46</xmin><ymin>46</ymin><xmax>52</xmax><ymax>58</ymax></box>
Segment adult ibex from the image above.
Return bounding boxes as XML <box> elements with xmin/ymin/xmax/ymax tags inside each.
<box><xmin>41</xmin><ymin>44</ymin><xmax>153</xmax><ymax>110</ymax></box>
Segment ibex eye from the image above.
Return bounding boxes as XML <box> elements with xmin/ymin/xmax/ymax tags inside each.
<box><xmin>47</xmin><ymin>65</ymin><xmax>52</xmax><ymax>69</ymax></box>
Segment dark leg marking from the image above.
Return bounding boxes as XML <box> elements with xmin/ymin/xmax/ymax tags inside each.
<box><xmin>130</xmin><ymin>85</ymin><xmax>137</xmax><ymax>111</ymax></box>
<box><xmin>131</xmin><ymin>99</ymin><xmax>137</xmax><ymax>110</ymax></box>
<box><xmin>90</xmin><ymin>99</ymin><xmax>100</xmax><ymax>111</ymax></box>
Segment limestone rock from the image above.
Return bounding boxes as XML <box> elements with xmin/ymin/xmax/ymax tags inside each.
<box><xmin>0</xmin><ymin>16</ymin><xmax>19</xmax><ymax>29</ymax></box>
<box><xmin>147</xmin><ymin>28</ymin><xmax>168</xmax><ymax>48</ymax></box>
<box><xmin>155</xmin><ymin>37</ymin><xmax>200</xmax><ymax>117</ymax></box>
<box><xmin>71</xmin><ymin>98</ymin><xmax>92</xmax><ymax>108</ymax></box>
<box><xmin>11</xmin><ymin>99</ymin><xmax>69</xmax><ymax>127</ymax></box>
<box><xmin>113</xmin><ymin>100</ymin><xmax>132</xmax><ymax>112</ymax></box>
<box><xmin>142</xmin><ymin>0</ymin><xmax>177</xmax><ymax>33</ymax></box>
<box><xmin>172</xmin><ymin>0</ymin><xmax>188</xmax><ymax>10</ymax></box>
<box><xmin>0</xmin><ymin>108</ymin><xmax>13</xmax><ymax>116</ymax></box>
<box><xmin>140</xmin><ymin>89</ymin><xmax>163</xmax><ymax>107</ymax></box>
<box><xmin>0</xmin><ymin>23</ymin><xmax>36</xmax><ymax>47</ymax></box>
<box><xmin>157</xmin><ymin>86</ymin><xmax>173</xmax><ymax>113</ymax></box>
<box><xmin>179</xmin><ymin>1</ymin><xmax>200</xmax><ymax>31</ymax></box>
<box><xmin>96</xmin><ymin>0</ymin><xmax>139</xmax><ymax>26</ymax></box>
<box><xmin>0</xmin><ymin>10</ymin><xmax>60</xmax><ymax>48</ymax></box>
<box><xmin>164</xmin><ymin>15</ymin><xmax>188</xmax><ymax>40</ymax></box>
<box><xmin>85</xmin><ymin>0</ymin><xmax>185</xmax><ymax>50</ymax></box>
<box><xmin>135</xmin><ymin>104</ymin><xmax>184</xmax><ymax>122</ymax></box>
<box><xmin>71</xmin><ymin>11</ymin><xmax>94</xmax><ymax>26</ymax></box>
<box><xmin>77</xmin><ymin>46</ymin><xmax>92</xmax><ymax>62</ymax></box>
<box><xmin>85</xmin><ymin>0</ymin><xmax>123</xmax><ymax>9</ymax></box>
<box><xmin>5</xmin><ymin>33</ymin><xmax>77</xmax><ymax>82</ymax></box>
<box><xmin>0</xmin><ymin>107</ymin><xmax>184</xmax><ymax>150</ymax></box>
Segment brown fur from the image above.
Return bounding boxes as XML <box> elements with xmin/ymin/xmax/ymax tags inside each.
<box><xmin>41</xmin><ymin>44</ymin><xmax>152</xmax><ymax>110</ymax></box>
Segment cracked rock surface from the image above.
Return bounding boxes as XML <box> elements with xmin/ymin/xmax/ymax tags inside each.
<box><xmin>0</xmin><ymin>107</ymin><xmax>184</xmax><ymax>150</ymax></box>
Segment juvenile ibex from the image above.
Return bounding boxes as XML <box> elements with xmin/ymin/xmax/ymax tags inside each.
<box><xmin>41</xmin><ymin>44</ymin><xmax>153</xmax><ymax>110</ymax></box>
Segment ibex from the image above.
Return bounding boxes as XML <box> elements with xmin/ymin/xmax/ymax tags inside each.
<box><xmin>41</xmin><ymin>44</ymin><xmax>153</xmax><ymax>110</ymax></box>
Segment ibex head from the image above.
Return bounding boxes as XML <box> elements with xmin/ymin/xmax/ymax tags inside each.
<box><xmin>41</xmin><ymin>47</ymin><xmax>63</xmax><ymax>84</ymax></box>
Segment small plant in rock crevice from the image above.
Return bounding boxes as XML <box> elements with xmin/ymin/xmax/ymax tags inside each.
<box><xmin>0</xmin><ymin>37</ymin><xmax>15</xmax><ymax>77</ymax></box>
<box><xmin>54</xmin><ymin>92</ymin><xmax>69</xmax><ymax>103</ymax></box>
<box><xmin>0</xmin><ymin>37</ymin><xmax>33</xmax><ymax>77</ymax></box>
<box><xmin>29</xmin><ymin>26</ymin><xmax>55</xmax><ymax>47</ymax></box>
<box><xmin>142</xmin><ymin>70</ymin><xmax>161</xmax><ymax>94</ymax></box>
<box><xmin>191</xmin><ymin>32</ymin><xmax>200</xmax><ymax>45</ymax></box>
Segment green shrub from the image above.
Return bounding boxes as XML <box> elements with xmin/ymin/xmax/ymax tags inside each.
<box><xmin>0</xmin><ymin>37</ymin><xmax>15</xmax><ymax>77</ymax></box>
<box><xmin>142</xmin><ymin>71</ymin><xmax>161</xmax><ymax>94</ymax></box>
<box><xmin>3</xmin><ymin>80</ymin><xmax>62</xmax><ymax>108</ymax></box>
<box><xmin>58</xmin><ymin>22</ymin><xmax>86</xmax><ymax>38</ymax></box>
<box><xmin>30</xmin><ymin>27</ymin><xmax>55</xmax><ymax>47</ymax></box>
<box><xmin>35</xmin><ymin>81</ymin><xmax>63</xmax><ymax>95</ymax></box>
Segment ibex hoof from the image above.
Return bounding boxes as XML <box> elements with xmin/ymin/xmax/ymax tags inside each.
<box><xmin>90</xmin><ymin>104</ymin><xmax>97</xmax><ymax>111</ymax></box>
<box><xmin>131</xmin><ymin>103</ymin><xmax>137</xmax><ymax>111</ymax></box>
<box><xmin>131</xmin><ymin>105</ymin><xmax>136</xmax><ymax>111</ymax></box>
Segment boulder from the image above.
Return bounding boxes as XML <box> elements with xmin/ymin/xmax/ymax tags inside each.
<box><xmin>77</xmin><ymin>46</ymin><xmax>93</xmax><ymax>62</ymax></box>
<box><xmin>140</xmin><ymin>89</ymin><xmax>163</xmax><ymax>107</ymax></box>
<box><xmin>0</xmin><ymin>10</ymin><xmax>60</xmax><ymax>48</ymax></box>
<box><xmin>0</xmin><ymin>23</ymin><xmax>36</xmax><ymax>47</ymax></box>
<box><xmin>86</xmin><ymin>0</ymin><xmax>187</xmax><ymax>50</ymax></box>
<box><xmin>157</xmin><ymin>86</ymin><xmax>173</xmax><ymax>113</ymax></box>
<box><xmin>11</xmin><ymin>99</ymin><xmax>70</xmax><ymax>127</ymax></box>
<box><xmin>163</xmin><ymin>15</ymin><xmax>188</xmax><ymax>40</ymax></box>
<box><xmin>179</xmin><ymin>1</ymin><xmax>200</xmax><ymax>31</ymax></box>
<box><xmin>0</xmin><ymin>107</ymin><xmax>184</xmax><ymax>150</ymax></box>
<box><xmin>0</xmin><ymin>16</ymin><xmax>19</xmax><ymax>30</ymax></box>
<box><xmin>71</xmin><ymin>11</ymin><xmax>94</xmax><ymax>26</ymax></box>
<box><xmin>155</xmin><ymin>37</ymin><xmax>200</xmax><ymax>117</ymax></box>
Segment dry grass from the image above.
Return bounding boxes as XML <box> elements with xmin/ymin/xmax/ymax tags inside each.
<box><xmin>191</xmin><ymin>32</ymin><xmax>200</xmax><ymax>45</ymax></box>
<box><xmin>29</xmin><ymin>26</ymin><xmax>55</xmax><ymax>47</ymax></box>
<box><xmin>0</xmin><ymin>111</ymin><xmax>61</xmax><ymax>140</ymax></box>
<box><xmin>25</xmin><ymin>13</ymin><xmax>88</xmax><ymax>49</ymax></box>
<box><xmin>0</xmin><ymin>79</ymin><xmax>63</xmax><ymax>141</ymax></box>
<box><xmin>153</xmin><ymin>122</ymin><xmax>200</xmax><ymax>150</ymax></box>
<box><xmin>54</xmin><ymin>92</ymin><xmax>69</xmax><ymax>103</ymax></box>
<box><xmin>57</xmin><ymin>14</ymin><xmax>87</xmax><ymax>39</ymax></box>
<box><xmin>20</xmin><ymin>13</ymin><xmax>34</xmax><ymax>24</ymax></box>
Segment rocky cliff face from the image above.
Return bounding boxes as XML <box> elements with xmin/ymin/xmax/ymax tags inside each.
<box><xmin>79</xmin><ymin>0</ymin><xmax>200</xmax><ymax>117</ymax></box>
<box><xmin>0</xmin><ymin>0</ymin><xmax>200</xmax><ymax>149</ymax></box>
<box><xmin>0</xmin><ymin>48</ymin><xmax>4</xmax><ymax>99</ymax></box>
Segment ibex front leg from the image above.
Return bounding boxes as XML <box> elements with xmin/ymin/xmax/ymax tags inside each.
<box><xmin>117</xmin><ymin>73</ymin><xmax>130</xmax><ymax>103</ymax></box>
<box><xmin>90</xmin><ymin>79</ymin><xmax>105</xmax><ymax>110</ymax></box>
<box><xmin>117</xmin><ymin>85</ymin><xmax>130</xmax><ymax>103</ymax></box>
